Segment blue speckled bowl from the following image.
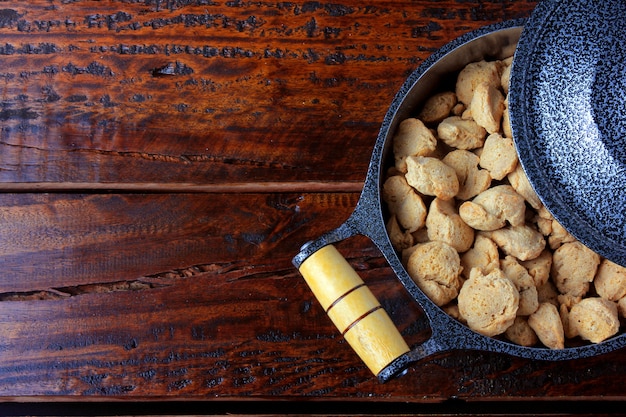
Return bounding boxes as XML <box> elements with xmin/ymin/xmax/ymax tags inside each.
<box><xmin>510</xmin><ymin>0</ymin><xmax>626</xmax><ymax>267</ymax></box>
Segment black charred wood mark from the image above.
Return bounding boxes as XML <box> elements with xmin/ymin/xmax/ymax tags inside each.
<box><xmin>62</xmin><ymin>61</ymin><xmax>114</xmax><ymax>77</ymax></box>
<box><xmin>0</xmin><ymin>8</ymin><xmax>21</xmax><ymax>28</ymax></box>
<box><xmin>412</xmin><ymin>21</ymin><xmax>443</xmax><ymax>40</ymax></box>
<box><xmin>151</xmin><ymin>61</ymin><xmax>195</xmax><ymax>77</ymax></box>
<box><xmin>84</xmin><ymin>11</ymin><xmax>135</xmax><ymax>31</ymax></box>
<box><xmin>0</xmin><ymin>107</ymin><xmax>38</xmax><ymax>121</ymax></box>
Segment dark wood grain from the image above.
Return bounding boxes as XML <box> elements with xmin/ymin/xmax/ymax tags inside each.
<box><xmin>0</xmin><ymin>0</ymin><xmax>535</xmax><ymax>187</ymax></box>
<box><xmin>3</xmin><ymin>0</ymin><xmax>625</xmax><ymax>410</ymax></box>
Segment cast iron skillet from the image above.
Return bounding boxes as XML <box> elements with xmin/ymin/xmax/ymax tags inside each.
<box><xmin>292</xmin><ymin>19</ymin><xmax>626</xmax><ymax>383</ymax></box>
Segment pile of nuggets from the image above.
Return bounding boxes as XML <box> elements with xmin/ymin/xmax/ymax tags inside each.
<box><xmin>384</xmin><ymin>54</ymin><xmax>626</xmax><ymax>348</ymax></box>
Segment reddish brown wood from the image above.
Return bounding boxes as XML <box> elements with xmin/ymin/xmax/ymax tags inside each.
<box><xmin>2</xmin><ymin>0</ymin><xmax>625</xmax><ymax>410</ymax></box>
<box><xmin>0</xmin><ymin>0</ymin><xmax>536</xmax><ymax>187</ymax></box>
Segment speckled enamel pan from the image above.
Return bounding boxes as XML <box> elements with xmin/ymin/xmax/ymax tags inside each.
<box><xmin>293</xmin><ymin>9</ymin><xmax>626</xmax><ymax>383</ymax></box>
<box><xmin>509</xmin><ymin>0</ymin><xmax>626</xmax><ymax>268</ymax></box>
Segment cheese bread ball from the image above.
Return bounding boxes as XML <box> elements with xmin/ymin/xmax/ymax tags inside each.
<box><xmin>594</xmin><ymin>259</ymin><xmax>626</xmax><ymax>302</ymax></box>
<box><xmin>568</xmin><ymin>297</ymin><xmax>620</xmax><ymax>344</ymax></box>
<box><xmin>551</xmin><ymin>241</ymin><xmax>601</xmax><ymax>298</ymax></box>
<box><xmin>406</xmin><ymin>241</ymin><xmax>462</xmax><ymax>307</ymax></box>
<box><xmin>405</xmin><ymin>156</ymin><xmax>459</xmax><ymax>200</ymax></box>
<box><xmin>458</xmin><ymin>268</ymin><xmax>519</xmax><ymax>337</ymax></box>
<box><xmin>528</xmin><ymin>303</ymin><xmax>565</xmax><ymax>349</ymax></box>
<box><xmin>426</xmin><ymin>198</ymin><xmax>475</xmax><ymax>253</ymax></box>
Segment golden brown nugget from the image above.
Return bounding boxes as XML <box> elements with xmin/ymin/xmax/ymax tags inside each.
<box><xmin>568</xmin><ymin>297</ymin><xmax>620</xmax><ymax>344</ymax></box>
<box><xmin>458</xmin><ymin>268</ymin><xmax>519</xmax><ymax>337</ymax></box>
<box><xmin>459</xmin><ymin>185</ymin><xmax>526</xmax><ymax>231</ymax></box>
<box><xmin>482</xmin><ymin>225</ymin><xmax>545</xmax><ymax>261</ymax></box>
<box><xmin>505</xmin><ymin>317</ymin><xmax>538</xmax><ymax>347</ymax></box>
<box><xmin>501</xmin><ymin>255</ymin><xmax>539</xmax><ymax>316</ymax></box>
<box><xmin>520</xmin><ymin>249</ymin><xmax>553</xmax><ymax>287</ymax></box>
<box><xmin>392</xmin><ymin>118</ymin><xmax>438</xmax><ymax>172</ymax></box>
<box><xmin>418</xmin><ymin>91</ymin><xmax>458</xmax><ymax>124</ymax></box>
<box><xmin>460</xmin><ymin>234</ymin><xmax>499</xmax><ymax>280</ymax></box>
<box><xmin>437</xmin><ymin>116</ymin><xmax>487</xmax><ymax>150</ymax></box>
<box><xmin>455</xmin><ymin>60</ymin><xmax>503</xmax><ymax>106</ymax></box>
<box><xmin>442</xmin><ymin>149</ymin><xmax>491</xmax><ymax>200</ymax></box>
<box><xmin>479</xmin><ymin>133</ymin><xmax>518</xmax><ymax>180</ymax></box>
<box><xmin>507</xmin><ymin>163</ymin><xmax>543</xmax><ymax>210</ymax></box>
<box><xmin>469</xmin><ymin>82</ymin><xmax>505</xmax><ymax>134</ymax></box>
<box><xmin>405</xmin><ymin>156</ymin><xmax>459</xmax><ymax>200</ymax></box>
<box><xmin>382</xmin><ymin>175</ymin><xmax>427</xmax><ymax>233</ymax></box>
<box><xmin>528</xmin><ymin>303</ymin><xmax>565</xmax><ymax>349</ymax></box>
<box><xmin>426</xmin><ymin>198</ymin><xmax>475</xmax><ymax>253</ymax></box>
<box><xmin>406</xmin><ymin>241</ymin><xmax>462</xmax><ymax>307</ymax></box>
<box><xmin>386</xmin><ymin>215</ymin><xmax>414</xmax><ymax>252</ymax></box>
<box><xmin>551</xmin><ymin>241</ymin><xmax>601</xmax><ymax>298</ymax></box>
<box><xmin>594</xmin><ymin>259</ymin><xmax>626</xmax><ymax>302</ymax></box>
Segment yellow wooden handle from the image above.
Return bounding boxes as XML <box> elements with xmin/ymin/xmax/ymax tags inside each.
<box><xmin>299</xmin><ymin>244</ymin><xmax>410</xmax><ymax>376</ymax></box>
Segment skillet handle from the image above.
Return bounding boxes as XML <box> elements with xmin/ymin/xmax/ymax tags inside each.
<box><xmin>298</xmin><ymin>244</ymin><xmax>410</xmax><ymax>379</ymax></box>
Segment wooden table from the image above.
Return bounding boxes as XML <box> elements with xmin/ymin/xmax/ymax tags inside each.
<box><xmin>1</xmin><ymin>0</ymin><xmax>624</xmax><ymax>414</ymax></box>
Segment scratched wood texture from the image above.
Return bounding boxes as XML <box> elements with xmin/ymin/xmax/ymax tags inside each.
<box><xmin>1</xmin><ymin>0</ymin><xmax>626</xmax><ymax>408</ymax></box>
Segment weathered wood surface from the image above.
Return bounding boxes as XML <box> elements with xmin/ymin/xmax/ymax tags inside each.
<box><xmin>1</xmin><ymin>0</ymin><xmax>625</xmax><ymax>410</ymax></box>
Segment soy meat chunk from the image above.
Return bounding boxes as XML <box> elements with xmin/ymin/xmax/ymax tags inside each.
<box><xmin>459</xmin><ymin>185</ymin><xmax>526</xmax><ymax>231</ymax></box>
<box><xmin>521</xmin><ymin>249</ymin><xmax>553</xmax><ymax>287</ymax></box>
<box><xmin>568</xmin><ymin>297</ymin><xmax>620</xmax><ymax>344</ymax></box>
<box><xmin>618</xmin><ymin>297</ymin><xmax>626</xmax><ymax>318</ymax></box>
<box><xmin>458</xmin><ymin>268</ymin><xmax>519</xmax><ymax>337</ymax></box>
<box><xmin>501</xmin><ymin>256</ymin><xmax>539</xmax><ymax>316</ymax></box>
<box><xmin>386</xmin><ymin>215</ymin><xmax>414</xmax><ymax>252</ymax></box>
<box><xmin>500</xmin><ymin>62</ymin><xmax>512</xmax><ymax>95</ymax></box>
<box><xmin>502</xmin><ymin>102</ymin><xmax>512</xmax><ymax>139</ymax></box>
<box><xmin>551</xmin><ymin>241</ymin><xmax>600</xmax><ymax>298</ymax></box>
<box><xmin>479</xmin><ymin>133</ymin><xmax>518</xmax><ymax>180</ymax></box>
<box><xmin>442</xmin><ymin>150</ymin><xmax>491</xmax><ymax>200</ymax></box>
<box><xmin>594</xmin><ymin>259</ymin><xmax>626</xmax><ymax>302</ymax></box>
<box><xmin>482</xmin><ymin>225</ymin><xmax>545</xmax><ymax>261</ymax></box>
<box><xmin>505</xmin><ymin>317</ymin><xmax>539</xmax><ymax>347</ymax></box>
<box><xmin>507</xmin><ymin>164</ymin><xmax>543</xmax><ymax>210</ymax></box>
<box><xmin>548</xmin><ymin>219</ymin><xmax>576</xmax><ymax>249</ymax></box>
<box><xmin>537</xmin><ymin>280</ymin><xmax>559</xmax><ymax>307</ymax></box>
<box><xmin>469</xmin><ymin>82</ymin><xmax>505</xmax><ymax>134</ymax></box>
<box><xmin>437</xmin><ymin>116</ymin><xmax>487</xmax><ymax>150</ymax></box>
<box><xmin>426</xmin><ymin>198</ymin><xmax>475</xmax><ymax>253</ymax></box>
<box><xmin>528</xmin><ymin>303</ymin><xmax>565</xmax><ymax>349</ymax></box>
<box><xmin>406</xmin><ymin>241</ymin><xmax>462</xmax><ymax>307</ymax></box>
<box><xmin>455</xmin><ymin>60</ymin><xmax>503</xmax><ymax>106</ymax></box>
<box><xmin>405</xmin><ymin>156</ymin><xmax>459</xmax><ymax>200</ymax></box>
<box><xmin>392</xmin><ymin>118</ymin><xmax>438</xmax><ymax>172</ymax></box>
<box><xmin>460</xmin><ymin>234</ymin><xmax>499</xmax><ymax>280</ymax></box>
<box><xmin>382</xmin><ymin>175</ymin><xmax>427</xmax><ymax>233</ymax></box>
<box><xmin>418</xmin><ymin>91</ymin><xmax>458</xmax><ymax>124</ymax></box>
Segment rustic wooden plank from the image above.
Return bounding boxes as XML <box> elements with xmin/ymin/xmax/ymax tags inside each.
<box><xmin>1</xmin><ymin>246</ymin><xmax>625</xmax><ymax>400</ymax></box>
<box><xmin>0</xmin><ymin>1</ymin><xmax>537</xmax><ymax>187</ymax></box>
<box><xmin>0</xmin><ymin>192</ymin><xmax>363</xmax><ymax>293</ymax></box>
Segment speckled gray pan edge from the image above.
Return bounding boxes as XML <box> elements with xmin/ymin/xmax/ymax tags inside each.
<box><xmin>509</xmin><ymin>0</ymin><xmax>626</xmax><ymax>267</ymax></box>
